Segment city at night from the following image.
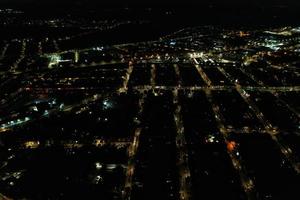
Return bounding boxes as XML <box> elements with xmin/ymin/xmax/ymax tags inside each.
<box><xmin>0</xmin><ymin>1</ymin><xmax>300</xmax><ymax>200</ymax></box>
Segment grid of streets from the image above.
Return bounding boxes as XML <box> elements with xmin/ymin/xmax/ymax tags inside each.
<box><xmin>0</xmin><ymin>26</ymin><xmax>300</xmax><ymax>200</ymax></box>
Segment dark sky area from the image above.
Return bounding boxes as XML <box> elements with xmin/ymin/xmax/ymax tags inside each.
<box><xmin>1</xmin><ymin>0</ymin><xmax>300</xmax><ymax>26</ymax></box>
<box><xmin>0</xmin><ymin>0</ymin><xmax>299</xmax><ymax>6</ymax></box>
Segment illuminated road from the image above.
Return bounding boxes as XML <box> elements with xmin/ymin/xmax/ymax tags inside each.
<box><xmin>173</xmin><ymin>89</ymin><xmax>192</xmax><ymax>200</ymax></box>
<box><xmin>198</xmin><ymin>67</ymin><xmax>258</xmax><ymax>200</ymax></box>
<box><xmin>130</xmin><ymin>85</ymin><xmax>300</xmax><ymax>92</ymax></box>
<box><xmin>0</xmin><ymin>193</ymin><xmax>12</xmax><ymax>200</ymax></box>
<box><xmin>123</xmin><ymin>94</ymin><xmax>146</xmax><ymax>200</ymax></box>
<box><xmin>119</xmin><ymin>62</ymin><xmax>134</xmax><ymax>93</ymax></box>
<box><xmin>218</xmin><ymin>66</ymin><xmax>300</xmax><ymax>174</ymax></box>
<box><xmin>150</xmin><ymin>64</ymin><xmax>156</xmax><ymax>88</ymax></box>
<box><xmin>205</xmin><ymin>88</ymin><xmax>258</xmax><ymax>199</ymax></box>
<box><xmin>0</xmin><ymin>42</ymin><xmax>9</xmax><ymax>59</ymax></box>
<box><xmin>195</xmin><ymin>64</ymin><xmax>212</xmax><ymax>86</ymax></box>
<box><xmin>1</xmin><ymin>25</ymin><xmax>300</xmax><ymax>200</ymax></box>
<box><xmin>173</xmin><ymin>64</ymin><xmax>182</xmax><ymax>87</ymax></box>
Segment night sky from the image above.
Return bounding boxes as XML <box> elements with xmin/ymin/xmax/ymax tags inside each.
<box><xmin>1</xmin><ymin>0</ymin><xmax>299</xmax><ymax>25</ymax></box>
<box><xmin>0</xmin><ymin>0</ymin><xmax>299</xmax><ymax>6</ymax></box>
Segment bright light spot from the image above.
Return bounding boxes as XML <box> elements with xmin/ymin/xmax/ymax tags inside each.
<box><xmin>107</xmin><ymin>164</ymin><xmax>117</xmax><ymax>170</ymax></box>
<box><xmin>44</xmin><ymin>110</ymin><xmax>49</xmax><ymax>116</ymax></box>
<box><xmin>205</xmin><ymin>135</ymin><xmax>218</xmax><ymax>143</ymax></box>
<box><xmin>94</xmin><ymin>175</ymin><xmax>103</xmax><ymax>184</ymax></box>
<box><xmin>170</xmin><ymin>41</ymin><xmax>176</xmax><ymax>46</ymax></box>
<box><xmin>227</xmin><ymin>141</ymin><xmax>237</xmax><ymax>152</ymax></box>
<box><xmin>102</xmin><ymin>99</ymin><xmax>113</xmax><ymax>110</ymax></box>
<box><xmin>33</xmin><ymin>106</ymin><xmax>38</xmax><ymax>112</ymax></box>
<box><xmin>95</xmin><ymin>162</ymin><xmax>102</xmax><ymax>170</ymax></box>
<box><xmin>25</xmin><ymin>141</ymin><xmax>40</xmax><ymax>148</ymax></box>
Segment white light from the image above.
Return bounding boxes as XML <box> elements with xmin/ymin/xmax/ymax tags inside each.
<box><xmin>33</xmin><ymin>106</ymin><xmax>38</xmax><ymax>112</ymax></box>
<box><xmin>107</xmin><ymin>164</ymin><xmax>117</xmax><ymax>170</ymax></box>
<box><xmin>95</xmin><ymin>162</ymin><xmax>102</xmax><ymax>169</ymax></box>
<box><xmin>102</xmin><ymin>99</ymin><xmax>113</xmax><ymax>110</ymax></box>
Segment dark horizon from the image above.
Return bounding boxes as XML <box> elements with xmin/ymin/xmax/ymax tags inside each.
<box><xmin>1</xmin><ymin>1</ymin><xmax>299</xmax><ymax>27</ymax></box>
<box><xmin>1</xmin><ymin>0</ymin><xmax>300</xmax><ymax>7</ymax></box>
